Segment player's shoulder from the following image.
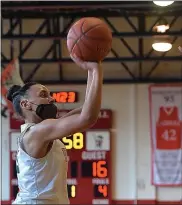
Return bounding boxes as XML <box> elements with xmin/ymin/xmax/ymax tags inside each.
<box><xmin>21</xmin><ymin>122</ymin><xmax>46</xmax><ymax>149</ymax></box>
<box><xmin>22</xmin><ymin>124</ymin><xmax>50</xmax><ymax>157</ymax></box>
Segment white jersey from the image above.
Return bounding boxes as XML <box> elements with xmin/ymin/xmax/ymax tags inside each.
<box><xmin>12</xmin><ymin>123</ymin><xmax>69</xmax><ymax>204</ymax></box>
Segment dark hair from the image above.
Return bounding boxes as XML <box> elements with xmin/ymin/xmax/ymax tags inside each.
<box><xmin>7</xmin><ymin>82</ymin><xmax>38</xmax><ymax>116</ymax></box>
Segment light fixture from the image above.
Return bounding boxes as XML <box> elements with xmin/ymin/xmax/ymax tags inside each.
<box><xmin>152</xmin><ymin>18</ymin><xmax>172</xmax><ymax>52</ymax></box>
<box><xmin>153</xmin><ymin>19</ymin><xmax>169</xmax><ymax>33</ymax></box>
<box><xmin>155</xmin><ymin>24</ymin><xmax>169</xmax><ymax>33</ymax></box>
<box><xmin>153</xmin><ymin>1</ymin><xmax>174</xmax><ymax>7</ymax></box>
<box><xmin>152</xmin><ymin>41</ymin><xmax>172</xmax><ymax>52</ymax></box>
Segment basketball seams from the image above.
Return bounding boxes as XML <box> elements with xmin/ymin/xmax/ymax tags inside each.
<box><xmin>70</xmin><ymin>25</ymin><xmax>84</xmax><ymax>59</ymax></box>
<box><xmin>68</xmin><ymin>21</ymin><xmax>85</xmax><ymax>54</ymax></box>
<box><xmin>80</xmin><ymin>22</ymin><xmax>111</xmax><ymax>58</ymax></box>
<box><xmin>72</xmin><ymin>19</ymin><xmax>86</xmax><ymax>39</ymax></box>
<box><xmin>80</xmin><ymin>36</ymin><xmax>97</xmax><ymax>60</ymax></box>
<box><xmin>79</xmin><ymin>21</ymin><xmax>103</xmax><ymax>59</ymax></box>
<box><xmin>70</xmin><ymin>26</ymin><xmax>80</xmax><ymax>51</ymax></box>
<box><xmin>84</xmin><ymin>35</ymin><xmax>111</xmax><ymax>42</ymax></box>
<box><xmin>81</xmin><ymin>21</ymin><xmax>103</xmax><ymax>36</ymax></box>
<box><xmin>81</xmin><ymin>21</ymin><xmax>111</xmax><ymax>42</ymax></box>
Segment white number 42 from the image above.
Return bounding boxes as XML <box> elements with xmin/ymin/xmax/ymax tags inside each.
<box><xmin>161</xmin><ymin>129</ymin><xmax>177</xmax><ymax>141</ymax></box>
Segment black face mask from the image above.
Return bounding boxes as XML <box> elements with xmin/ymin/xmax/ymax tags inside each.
<box><xmin>30</xmin><ymin>103</ymin><xmax>58</xmax><ymax>120</ymax></box>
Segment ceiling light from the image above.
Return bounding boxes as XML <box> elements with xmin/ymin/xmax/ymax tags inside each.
<box><xmin>153</xmin><ymin>19</ymin><xmax>169</xmax><ymax>33</ymax></box>
<box><xmin>152</xmin><ymin>42</ymin><xmax>172</xmax><ymax>52</ymax></box>
<box><xmin>153</xmin><ymin>1</ymin><xmax>174</xmax><ymax>7</ymax></box>
<box><xmin>155</xmin><ymin>24</ymin><xmax>169</xmax><ymax>33</ymax></box>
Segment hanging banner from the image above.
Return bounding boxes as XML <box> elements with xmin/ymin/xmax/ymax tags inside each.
<box><xmin>149</xmin><ymin>84</ymin><xmax>182</xmax><ymax>186</ymax></box>
<box><xmin>1</xmin><ymin>58</ymin><xmax>24</xmax><ymax>116</ymax></box>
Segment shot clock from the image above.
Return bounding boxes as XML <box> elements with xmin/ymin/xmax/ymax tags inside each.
<box><xmin>50</xmin><ymin>91</ymin><xmax>78</xmax><ymax>103</ymax></box>
<box><xmin>9</xmin><ymin>109</ymin><xmax>112</xmax><ymax>204</ymax></box>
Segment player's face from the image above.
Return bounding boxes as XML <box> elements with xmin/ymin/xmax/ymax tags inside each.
<box><xmin>27</xmin><ymin>84</ymin><xmax>55</xmax><ymax>105</ymax></box>
<box><xmin>20</xmin><ymin>84</ymin><xmax>56</xmax><ymax>121</ymax></box>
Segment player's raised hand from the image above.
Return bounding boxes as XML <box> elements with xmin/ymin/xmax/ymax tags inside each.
<box><xmin>70</xmin><ymin>53</ymin><xmax>102</xmax><ymax>71</ymax></box>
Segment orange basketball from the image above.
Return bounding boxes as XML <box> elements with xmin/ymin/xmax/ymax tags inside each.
<box><xmin>67</xmin><ymin>17</ymin><xmax>112</xmax><ymax>62</ymax></box>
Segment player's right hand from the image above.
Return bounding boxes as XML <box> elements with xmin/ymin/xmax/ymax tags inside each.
<box><xmin>178</xmin><ymin>46</ymin><xmax>182</xmax><ymax>54</ymax></box>
<box><xmin>70</xmin><ymin>53</ymin><xmax>102</xmax><ymax>71</ymax></box>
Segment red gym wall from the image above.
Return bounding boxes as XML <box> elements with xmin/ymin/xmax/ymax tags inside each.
<box><xmin>2</xmin><ymin>84</ymin><xmax>182</xmax><ymax>204</ymax></box>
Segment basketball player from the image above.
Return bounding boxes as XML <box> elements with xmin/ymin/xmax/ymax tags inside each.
<box><xmin>7</xmin><ymin>54</ymin><xmax>103</xmax><ymax>204</ymax></box>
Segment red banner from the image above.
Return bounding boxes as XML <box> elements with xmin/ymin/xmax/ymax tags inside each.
<box><xmin>1</xmin><ymin>59</ymin><xmax>23</xmax><ymax>113</ymax></box>
<box><xmin>149</xmin><ymin>84</ymin><xmax>182</xmax><ymax>186</ymax></box>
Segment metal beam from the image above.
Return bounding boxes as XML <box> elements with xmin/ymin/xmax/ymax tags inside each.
<box><xmin>138</xmin><ymin>14</ymin><xmax>145</xmax><ymax>78</ymax></box>
<box><xmin>123</xmin><ymin>13</ymin><xmax>138</xmax><ymax>32</ymax></box>
<box><xmin>104</xmin><ymin>17</ymin><xmax>137</xmax><ymax>57</ymax></box>
<box><xmin>35</xmin><ymin>78</ymin><xmax>182</xmax><ymax>85</ymax></box>
<box><xmin>52</xmin><ymin>17</ymin><xmax>63</xmax><ymax>81</ymax></box>
<box><xmin>25</xmin><ymin>44</ymin><xmax>55</xmax><ymax>82</ymax></box>
<box><xmin>1</xmin><ymin>1</ymin><xmax>182</xmax><ymax>11</ymax></box>
<box><xmin>2</xmin><ymin>56</ymin><xmax>182</xmax><ymax>64</ymax></box>
<box><xmin>2</xmin><ymin>0</ymin><xmax>182</xmax><ymax>19</ymax></box>
<box><xmin>111</xmin><ymin>48</ymin><xmax>135</xmax><ymax>79</ymax></box>
<box><xmin>2</xmin><ymin>31</ymin><xmax>182</xmax><ymax>40</ymax></box>
<box><xmin>6</xmin><ymin>18</ymin><xmax>20</xmax><ymax>35</ymax></box>
<box><xmin>10</xmin><ymin>19</ymin><xmax>14</xmax><ymax>59</ymax></box>
<box><xmin>2</xmin><ymin>10</ymin><xmax>182</xmax><ymax>18</ymax></box>
<box><xmin>1</xmin><ymin>1</ymin><xmax>172</xmax><ymax>10</ymax></box>
<box><xmin>1</xmin><ymin>53</ymin><xmax>7</xmax><ymax>60</ymax></box>
<box><xmin>19</xmin><ymin>19</ymin><xmax>48</xmax><ymax>58</ymax></box>
<box><xmin>19</xmin><ymin>18</ymin><xmax>23</xmax><ymax>77</ymax></box>
<box><xmin>1</xmin><ymin>53</ymin><xmax>7</xmax><ymax>68</ymax></box>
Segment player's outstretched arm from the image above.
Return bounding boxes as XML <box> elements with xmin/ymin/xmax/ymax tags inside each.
<box><xmin>60</xmin><ymin>70</ymin><xmax>93</xmax><ymax>119</ymax></box>
<box><xmin>30</xmin><ymin>56</ymin><xmax>103</xmax><ymax>143</ymax></box>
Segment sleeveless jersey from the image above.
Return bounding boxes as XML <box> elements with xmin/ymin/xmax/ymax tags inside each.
<box><xmin>12</xmin><ymin>123</ymin><xmax>69</xmax><ymax>204</ymax></box>
<box><xmin>156</xmin><ymin>106</ymin><xmax>181</xmax><ymax>150</ymax></box>
<box><xmin>157</xmin><ymin>106</ymin><xmax>180</xmax><ymax>123</ymax></box>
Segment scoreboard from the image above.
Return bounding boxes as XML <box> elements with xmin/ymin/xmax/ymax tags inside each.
<box><xmin>9</xmin><ymin>109</ymin><xmax>112</xmax><ymax>204</ymax></box>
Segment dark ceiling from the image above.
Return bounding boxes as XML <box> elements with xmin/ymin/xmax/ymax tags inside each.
<box><xmin>1</xmin><ymin>1</ymin><xmax>182</xmax><ymax>84</ymax></box>
<box><xmin>2</xmin><ymin>1</ymin><xmax>182</xmax><ymax>18</ymax></box>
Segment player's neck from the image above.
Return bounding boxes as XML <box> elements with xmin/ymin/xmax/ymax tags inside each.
<box><xmin>24</xmin><ymin>115</ymin><xmax>42</xmax><ymax>124</ymax></box>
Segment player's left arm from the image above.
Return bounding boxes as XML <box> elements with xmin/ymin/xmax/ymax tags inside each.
<box><xmin>60</xmin><ymin>70</ymin><xmax>93</xmax><ymax>119</ymax></box>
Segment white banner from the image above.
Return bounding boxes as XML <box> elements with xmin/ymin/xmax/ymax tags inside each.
<box><xmin>149</xmin><ymin>84</ymin><xmax>182</xmax><ymax>186</ymax></box>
